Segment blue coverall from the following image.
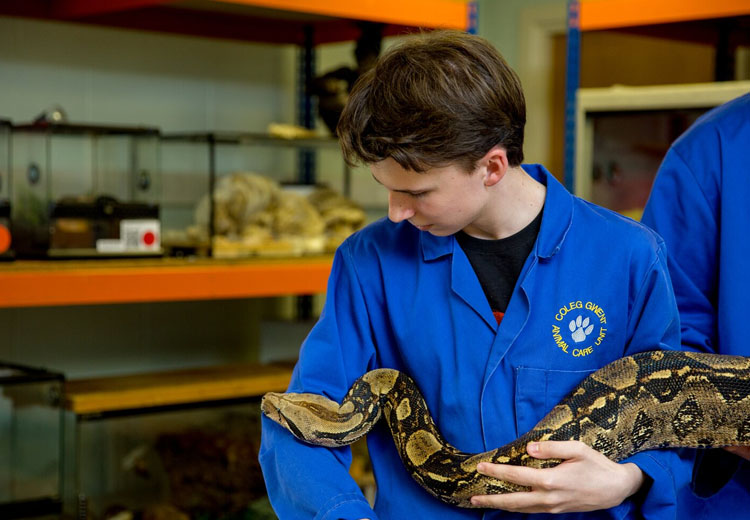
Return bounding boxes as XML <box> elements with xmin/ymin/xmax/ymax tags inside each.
<box><xmin>261</xmin><ymin>164</ymin><xmax>692</xmax><ymax>520</ymax></box>
<box><xmin>642</xmin><ymin>93</ymin><xmax>750</xmax><ymax>519</ymax></box>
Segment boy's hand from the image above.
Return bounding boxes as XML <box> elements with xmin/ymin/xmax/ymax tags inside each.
<box><xmin>470</xmin><ymin>441</ymin><xmax>644</xmax><ymax>513</ymax></box>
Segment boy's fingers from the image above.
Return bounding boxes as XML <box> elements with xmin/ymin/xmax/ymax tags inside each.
<box><xmin>527</xmin><ymin>440</ymin><xmax>589</xmax><ymax>460</ymax></box>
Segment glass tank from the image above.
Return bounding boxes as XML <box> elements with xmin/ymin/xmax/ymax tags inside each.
<box><xmin>10</xmin><ymin>122</ymin><xmax>162</xmax><ymax>258</ymax></box>
<box><xmin>159</xmin><ymin>132</ymin><xmax>363</xmax><ymax>258</ymax></box>
<box><xmin>588</xmin><ymin>108</ymin><xmax>704</xmax><ymax>218</ymax></box>
<box><xmin>68</xmin><ymin>403</ymin><xmax>272</xmax><ymax>520</ymax></box>
<box><xmin>0</xmin><ymin>363</ymin><xmax>64</xmax><ymax>519</ymax></box>
<box><xmin>575</xmin><ymin>81</ymin><xmax>750</xmax><ymax>220</ymax></box>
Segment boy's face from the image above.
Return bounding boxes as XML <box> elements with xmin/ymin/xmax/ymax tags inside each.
<box><xmin>370</xmin><ymin>157</ymin><xmax>490</xmax><ymax>237</ymax></box>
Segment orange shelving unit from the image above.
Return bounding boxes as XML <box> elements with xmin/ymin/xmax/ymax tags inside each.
<box><xmin>0</xmin><ymin>0</ymin><xmax>467</xmax><ymax>296</ymax></box>
<box><xmin>0</xmin><ymin>256</ymin><xmax>333</xmax><ymax>308</ymax></box>
<box><xmin>0</xmin><ymin>5</ymin><xmax>461</xmax><ymax>514</ymax></box>
<box><xmin>0</xmin><ymin>0</ymin><xmax>468</xmax><ymax>308</ymax></box>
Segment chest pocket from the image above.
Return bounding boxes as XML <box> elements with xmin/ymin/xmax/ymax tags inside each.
<box><xmin>514</xmin><ymin>366</ymin><xmax>596</xmax><ymax>435</ymax></box>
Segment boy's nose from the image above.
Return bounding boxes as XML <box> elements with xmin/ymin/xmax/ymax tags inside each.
<box><xmin>388</xmin><ymin>192</ymin><xmax>416</xmax><ymax>223</ymax></box>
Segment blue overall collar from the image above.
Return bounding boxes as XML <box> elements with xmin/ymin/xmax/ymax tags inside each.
<box><xmin>419</xmin><ymin>164</ymin><xmax>574</xmax><ymax>261</ymax></box>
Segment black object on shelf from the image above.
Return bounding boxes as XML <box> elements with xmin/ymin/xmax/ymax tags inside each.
<box><xmin>0</xmin><ymin>497</ymin><xmax>63</xmax><ymax>519</ymax></box>
<box><xmin>0</xmin><ymin>198</ymin><xmax>13</xmax><ymax>262</ymax></box>
<box><xmin>0</xmin><ymin>119</ymin><xmax>12</xmax><ymax>261</ymax></box>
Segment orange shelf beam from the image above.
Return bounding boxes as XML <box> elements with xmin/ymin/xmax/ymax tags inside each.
<box><xmin>0</xmin><ymin>257</ymin><xmax>333</xmax><ymax>308</ymax></box>
<box><xmin>219</xmin><ymin>0</ymin><xmax>469</xmax><ymax>30</ymax></box>
<box><xmin>580</xmin><ymin>0</ymin><xmax>750</xmax><ymax>31</ymax></box>
<box><xmin>3</xmin><ymin>0</ymin><xmax>468</xmax><ymax>44</ymax></box>
<box><xmin>49</xmin><ymin>0</ymin><xmax>468</xmax><ymax>31</ymax></box>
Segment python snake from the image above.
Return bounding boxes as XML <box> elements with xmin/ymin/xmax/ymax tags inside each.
<box><xmin>261</xmin><ymin>350</ymin><xmax>750</xmax><ymax>507</ymax></box>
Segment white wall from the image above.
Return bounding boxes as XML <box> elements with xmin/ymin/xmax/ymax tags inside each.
<box><xmin>480</xmin><ymin>0</ymin><xmax>568</xmax><ymax>169</ymax></box>
<box><xmin>0</xmin><ymin>17</ymin><xmax>296</xmax><ymax>130</ymax></box>
<box><xmin>479</xmin><ymin>0</ymin><xmax>566</xmax><ymax>70</ymax></box>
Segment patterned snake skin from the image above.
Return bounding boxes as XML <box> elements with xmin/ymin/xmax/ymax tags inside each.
<box><xmin>261</xmin><ymin>350</ymin><xmax>750</xmax><ymax>507</ymax></box>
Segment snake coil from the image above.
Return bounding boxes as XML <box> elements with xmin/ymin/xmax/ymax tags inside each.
<box><xmin>262</xmin><ymin>350</ymin><xmax>750</xmax><ymax>507</ymax></box>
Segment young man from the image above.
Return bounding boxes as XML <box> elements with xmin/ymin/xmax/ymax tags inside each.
<box><xmin>642</xmin><ymin>92</ymin><xmax>750</xmax><ymax>519</ymax></box>
<box><xmin>260</xmin><ymin>31</ymin><xmax>690</xmax><ymax>519</ymax></box>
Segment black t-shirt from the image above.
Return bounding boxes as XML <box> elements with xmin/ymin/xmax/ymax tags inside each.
<box><xmin>455</xmin><ymin>208</ymin><xmax>543</xmax><ymax>324</ymax></box>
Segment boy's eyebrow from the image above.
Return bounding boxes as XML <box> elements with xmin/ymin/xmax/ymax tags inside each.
<box><xmin>370</xmin><ymin>173</ymin><xmax>428</xmax><ymax>195</ymax></box>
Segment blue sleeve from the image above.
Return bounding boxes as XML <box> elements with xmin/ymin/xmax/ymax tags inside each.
<box><xmin>641</xmin><ymin>147</ymin><xmax>718</xmax><ymax>353</ymax></box>
<box><xmin>259</xmin><ymin>242</ymin><xmax>380</xmax><ymax>520</ymax></box>
<box><xmin>621</xmin><ymin>236</ymin><xmax>695</xmax><ymax>519</ymax></box>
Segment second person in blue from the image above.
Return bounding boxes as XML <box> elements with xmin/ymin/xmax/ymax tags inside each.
<box><xmin>260</xmin><ymin>30</ymin><xmax>692</xmax><ymax>520</ymax></box>
<box><xmin>642</xmin><ymin>91</ymin><xmax>750</xmax><ymax>519</ymax></box>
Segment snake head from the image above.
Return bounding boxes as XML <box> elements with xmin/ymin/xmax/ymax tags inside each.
<box><xmin>261</xmin><ymin>392</ymin><xmax>318</xmax><ymax>444</ymax></box>
<box><xmin>261</xmin><ymin>392</ymin><xmax>288</xmax><ymax>427</ymax></box>
<box><xmin>261</xmin><ymin>390</ymin><xmax>366</xmax><ymax>448</ymax></box>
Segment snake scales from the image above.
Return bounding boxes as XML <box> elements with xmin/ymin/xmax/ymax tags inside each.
<box><xmin>261</xmin><ymin>350</ymin><xmax>750</xmax><ymax>507</ymax></box>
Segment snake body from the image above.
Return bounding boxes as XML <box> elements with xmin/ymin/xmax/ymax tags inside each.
<box><xmin>261</xmin><ymin>350</ymin><xmax>750</xmax><ymax>507</ymax></box>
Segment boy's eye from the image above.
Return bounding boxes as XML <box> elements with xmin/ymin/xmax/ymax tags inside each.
<box><xmin>410</xmin><ymin>192</ymin><xmax>427</xmax><ymax>199</ymax></box>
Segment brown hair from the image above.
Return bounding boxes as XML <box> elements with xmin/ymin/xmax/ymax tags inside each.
<box><xmin>337</xmin><ymin>30</ymin><xmax>526</xmax><ymax>172</ymax></box>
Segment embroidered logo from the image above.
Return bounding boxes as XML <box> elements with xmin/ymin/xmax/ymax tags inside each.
<box><xmin>551</xmin><ymin>300</ymin><xmax>607</xmax><ymax>357</ymax></box>
<box><xmin>570</xmin><ymin>316</ymin><xmax>594</xmax><ymax>343</ymax></box>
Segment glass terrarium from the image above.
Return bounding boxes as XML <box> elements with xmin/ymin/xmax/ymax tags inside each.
<box><xmin>10</xmin><ymin>122</ymin><xmax>162</xmax><ymax>258</ymax></box>
<box><xmin>159</xmin><ymin>131</ymin><xmax>363</xmax><ymax>258</ymax></box>
<box><xmin>575</xmin><ymin>81</ymin><xmax>750</xmax><ymax>220</ymax></box>
<box><xmin>0</xmin><ymin>363</ymin><xmax>65</xmax><ymax>519</ymax></box>
<box><xmin>587</xmin><ymin>108</ymin><xmax>704</xmax><ymax>218</ymax></box>
<box><xmin>67</xmin><ymin>401</ymin><xmax>271</xmax><ymax>520</ymax></box>
<box><xmin>0</xmin><ymin>119</ymin><xmax>11</xmax><ymax>260</ymax></box>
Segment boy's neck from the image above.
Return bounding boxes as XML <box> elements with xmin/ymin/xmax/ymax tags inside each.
<box><xmin>462</xmin><ymin>166</ymin><xmax>546</xmax><ymax>240</ymax></box>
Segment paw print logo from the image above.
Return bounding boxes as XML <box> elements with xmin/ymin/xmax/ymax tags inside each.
<box><xmin>569</xmin><ymin>315</ymin><xmax>594</xmax><ymax>343</ymax></box>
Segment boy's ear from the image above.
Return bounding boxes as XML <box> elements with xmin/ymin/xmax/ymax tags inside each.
<box><xmin>482</xmin><ymin>146</ymin><xmax>509</xmax><ymax>187</ymax></box>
